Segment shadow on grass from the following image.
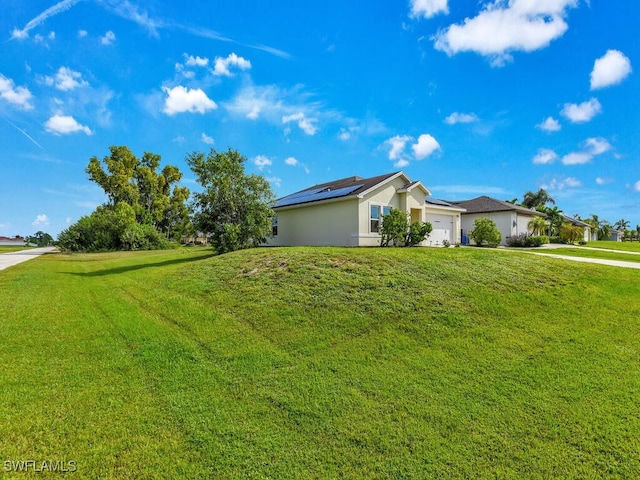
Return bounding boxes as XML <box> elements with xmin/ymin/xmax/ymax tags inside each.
<box><xmin>64</xmin><ymin>252</ymin><xmax>215</xmax><ymax>277</ymax></box>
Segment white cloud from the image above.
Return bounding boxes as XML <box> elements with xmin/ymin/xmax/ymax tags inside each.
<box><xmin>213</xmin><ymin>53</ymin><xmax>251</xmax><ymax>76</ymax></box>
<box><xmin>0</xmin><ymin>75</ymin><xmax>33</xmax><ymax>109</ymax></box>
<box><xmin>596</xmin><ymin>177</ymin><xmax>614</xmax><ymax>185</ymax></box>
<box><xmin>537</xmin><ymin>116</ymin><xmax>561</xmax><ymax>132</ymax></box>
<box><xmin>32</xmin><ymin>214</ymin><xmax>50</xmax><ymax>227</ymax></box>
<box><xmin>338</xmin><ymin>128</ymin><xmax>351</xmax><ymax>141</ymax></box>
<box><xmin>162</xmin><ymin>86</ymin><xmax>217</xmax><ymax>115</ymax></box>
<box><xmin>11</xmin><ymin>0</ymin><xmax>81</xmax><ymax>40</ymax></box>
<box><xmin>282</xmin><ymin>112</ymin><xmax>318</xmax><ymax>135</ymax></box>
<box><xmin>634</xmin><ymin>181</ymin><xmax>640</xmax><ymax>192</ymax></box>
<box><xmin>561</xmin><ymin>152</ymin><xmax>592</xmax><ymax>165</ymax></box>
<box><xmin>44</xmin><ymin>114</ymin><xmax>92</xmax><ymax>135</ymax></box>
<box><xmin>590</xmin><ymin>49</ymin><xmax>632</xmax><ymax>90</ymax></box>
<box><xmin>77</xmin><ymin>29</ymin><xmax>87</xmax><ymax>38</ymax></box>
<box><xmin>561</xmin><ymin>98</ymin><xmax>602</xmax><ymax>123</ymax></box>
<box><xmin>201</xmin><ymin>133</ymin><xmax>214</xmax><ymax>144</ymax></box>
<box><xmin>532</xmin><ymin>148</ymin><xmax>558</xmax><ymax>164</ymax></box>
<box><xmin>45</xmin><ymin>66</ymin><xmax>88</xmax><ymax>91</ymax></box>
<box><xmin>386</xmin><ymin>135</ymin><xmax>411</xmax><ymax>161</ymax></box>
<box><xmin>185</xmin><ymin>54</ymin><xmax>209</xmax><ymax>67</ymax></box>
<box><xmin>410</xmin><ymin>0</ymin><xmax>449</xmax><ymax>18</ymax></box>
<box><xmin>412</xmin><ymin>134</ymin><xmax>441</xmax><ymax>159</ymax></box>
<box><xmin>434</xmin><ymin>0</ymin><xmax>578</xmax><ymax>65</ymax></box>
<box><xmin>444</xmin><ymin>112</ymin><xmax>478</xmax><ymax>124</ymax></box>
<box><xmin>584</xmin><ymin>137</ymin><xmax>612</xmax><ymax>155</ymax></box>
<box><xmin>253</xmin><ymin>155</ymin><xmax>272</xmax><ymax>170</ymax></box>
<box><xmin>284</xmin><ymin>157</ymin><xmax>299</xmax><ymax>166</ymax></box>
<box><xmin>66</xmin><ymin>217</ymin><xmax>72</xmax><ymax>223</ymax></box>
<box><xmin>266</xmin><ymin>176</ymin><xmax>282</xmax><ymax>188</ymax></box>
<box><xmin>101</xmin><ymin>30</ymin><xmax>116</xmax><ymax>45</ymax></box>
<box><xmin>542</xmin><ymin>176</ymin><xmax>582</xmax><ymax>191</ymax></box>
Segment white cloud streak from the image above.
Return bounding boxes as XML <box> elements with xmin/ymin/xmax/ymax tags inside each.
<box><xmin>444</xmin><ymin>112</ymin><xmax>478</xmax><ymax>124</ymax></box>
<box><xmin>10</xmin><ymin>0</ymin><xmax>81</xmax><ymax>40</ymax></box>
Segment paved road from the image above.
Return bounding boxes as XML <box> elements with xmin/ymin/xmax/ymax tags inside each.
<box><xmin>0</xmin><ymin>247</ymin><xmax>57</xmax><ymax>271</ymax></box>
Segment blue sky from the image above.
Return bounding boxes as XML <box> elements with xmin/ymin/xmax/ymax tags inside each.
<box><xmin>1</xmin><ymin>0</ymin><xmax>638</xmax><ymax>237</ymax></box>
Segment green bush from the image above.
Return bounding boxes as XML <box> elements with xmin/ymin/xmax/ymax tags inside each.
<box><xmin>524</xmin><ymin>236</ymin><xmax>547</xmax><ymax>247</ymax></box>
<box><xmin>470</xmin><ymin>217</ymin><xmax>501</xmax><ymax>248</ymax></box>
<box><xmin>549</xmin><ymin>236</ymin><xmax>567</xmax><ymax>244</ymax></box>
<box><xmin>506</xmin><ymin>234</ymin><xmax>527</xmax><ymax>247</ymax></box>
<box><xmin>379</xmin><ymin>209</ymin><xmax>432</xmax><ymax>247</ymax></box>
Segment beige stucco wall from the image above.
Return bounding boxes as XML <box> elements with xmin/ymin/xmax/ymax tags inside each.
<box><xmin>268</xmin><ymin>198</ymin><xmax>358</xmax><ymax>246</ymax></box>
<box><xmin>355</xmin><ymin>177</ymin><xmax>428</xmax><ymax>246</ymax></box>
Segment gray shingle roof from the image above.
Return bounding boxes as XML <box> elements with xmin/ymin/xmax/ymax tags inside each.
<box><xmin>451</xmin><ymin>196</ymin><xmax>545</xmax><ymax>216</ymax></box>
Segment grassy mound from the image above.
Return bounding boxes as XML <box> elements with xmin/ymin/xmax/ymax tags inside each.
<box><xmin>1</xmin><ymin>247</ymin><xmax>639</xmax><ymax>478</ymax></box>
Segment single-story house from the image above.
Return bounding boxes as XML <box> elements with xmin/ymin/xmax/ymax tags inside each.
<box><xmin>0</xmin><ymin>236</ymin><xmax>26</xmax><ymax>246</ymax></box>
<box><xmin>267</xmin><ymin>171</ymin><xmax>465</xmax><ymax>247</ymax></box>
<box><xmin>451</xmin><ymin>196</ymin><xmax>545</xmax><ymax>246</ymax></box>
<box><xmin>607</xmin><ymin>229</ymin><xmax>624</xmax><ymax>242</ymax></box>
<box><xmin>561</xmin><ymin>215</ymin><xmax>592</xmax><ymax>243</ymax></box>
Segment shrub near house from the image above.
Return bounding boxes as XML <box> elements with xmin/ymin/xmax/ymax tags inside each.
<box><xmin>469</xmin><ymin>217</ymin><xmax>501</xmax><ymax>247</ymax></box>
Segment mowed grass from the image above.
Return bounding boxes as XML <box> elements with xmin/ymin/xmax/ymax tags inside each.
<box><xmin>0</xmin><ymin>245</ymin><xmax>34</xmax><ymax>253</ymax></box>
<box><xmin>584</xmin><ymin>240</ymin><xmax>640</xmax><ymax>252</ymax></box>
<box><xmin>1</xmin><ymin>246</ymin><xmax>639</xmax><ymax>478</ymax></box>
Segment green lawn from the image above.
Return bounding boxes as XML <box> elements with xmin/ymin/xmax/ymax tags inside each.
<box><xmin>0</xmin><ymin>245</ymin><xmax>33</xmax><ymax>253</ymax></box>
<box><xmin>1</xmin><ymin>247</ymin><xmax>639</xmax><ymax>478</ymax></box>
<box><xmin>584</xmin><ymin>240</ymin><xmax>640</xmax><ymax>252</ymax></box>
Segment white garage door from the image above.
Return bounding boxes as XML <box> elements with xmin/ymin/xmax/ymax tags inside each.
<box><xmin>426</xmin><ymin>214</ymin><xmax>454</xmax><ymax>245</ymax></box>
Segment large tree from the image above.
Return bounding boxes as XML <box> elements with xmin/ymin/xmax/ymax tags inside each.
<box><xmin>614</xmin><ymin>218</ymin><xmax>630</xmax><ymax>231</ymax></box>
<box><xmin>86</xmin><ymin>146</ymin><xmax>190</xmax><ymax>239</ymax></box>
<box><xmin>187</xmin><ymin>148</ymin><xmax>275</xmax><ymax>254</ymax></box>
<box><xmin>522</xmin><ymin>188</ymin><xmax>555</xmax><ymax>209</ymax></box>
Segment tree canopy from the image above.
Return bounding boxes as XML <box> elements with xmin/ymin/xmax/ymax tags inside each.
<box><xmin>521</xmin><ymin>189</ymin><xmax>555</xmax><ymax>209</ymax></box>
<box><xmin>187</xmin><ymin>148</ymin><xmax>275</xmax><ymax>254</ymax></box>
<box><xmin>58</xmin><ymin>146</ymin><xmax>190</xmax><ymax>252</ymax></box>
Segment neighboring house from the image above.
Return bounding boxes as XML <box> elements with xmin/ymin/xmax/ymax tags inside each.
<box><xmin>268</xmin><ymin>171</ymin><xmax>464</xmax><ymax>247</ymax></box>
<box><xmin>0</xmin><ymin>236</ymin><xmax>26</xmax><ymax>246</ymax></box>
<box><xmin>562</xmin><ymin>215</ymin><xmax>591</xmax><ymax>243</ymax></box>
<box><xmin>607</xmin><ymin>229</ymin><xmax>624</xmax><ymax>242</ymax></box>
<box><xmin>181</xmin><ymin>232</ymin><xmax>210</xmax><ymax>245</ymax></box>
<box><xmin>451</xmin><ymin>196</ymin><xmax>545</xmax><ymax>246</ymax></box>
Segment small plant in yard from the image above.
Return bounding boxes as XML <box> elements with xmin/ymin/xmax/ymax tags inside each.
<box><xmin>469</xmin><ymin>217</ymin><xmax>501</xmax><ymax>247</ymax></box>
<box><xmin>442</xmin><ymin>240</ymin><xmax>450</xmax><ymax>248</ymax></box>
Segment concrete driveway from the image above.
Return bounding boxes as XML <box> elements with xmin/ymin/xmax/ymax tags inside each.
<box><xmin>0</xmin><ymin>247</ymin><xmax>57</xmax><ymax>271</ymax></box>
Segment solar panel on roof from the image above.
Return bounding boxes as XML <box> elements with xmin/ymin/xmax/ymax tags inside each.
<box><xmin>275</xmin><ymin>184</ymin><xmax>363</xmax><ymax>208</ymax></box>
<box><xmin>426</xmin><ymin>197</ymin><xmax>452</xmax><ymax>206</ymax></box>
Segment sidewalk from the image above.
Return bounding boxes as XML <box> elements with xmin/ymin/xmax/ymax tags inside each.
<box><xmin>0</xmin><ymin>247</ymin><xmax>57</xmax><ymax>271</ymax></box>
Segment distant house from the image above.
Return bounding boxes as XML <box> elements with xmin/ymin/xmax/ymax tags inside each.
<box><xmin>607</xmin><ymin>229</ymin><xmax>624</xmax><ymax>242</ymax></box>
<box><xmin>267</xmin><ymin>171</ymin><xmax>465</xmax><ymax>247</ymax></box>
<box><xmin>451</xmin><ymin>196</ymin><xmax>545</xmax><ymax>246</ymax></box>
<box><xmin>561</xmin><ymin>215</ymin><xmax>592</xmax><ymax>243</ymax></box>
<box><xmin>0</xmin><ymin>236</ymin><xmax>26</xmax><ymax>246</ymax></box>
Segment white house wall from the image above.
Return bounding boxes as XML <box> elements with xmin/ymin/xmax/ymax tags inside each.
<box><xmin>460</xmin><ymin>212</ymin><xmax>514</xmax><ymax>246</ymax></box>
<box><xmin>269</xmin><ymin>199</ymin><xmax>359</xmax><ymax>246</ymax></box>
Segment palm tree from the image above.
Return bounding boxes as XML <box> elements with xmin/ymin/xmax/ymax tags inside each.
<box><xmin>614</xmin><ymin>219</ymin><xmax>630</xmax><ymax>231</ymax></box>
<box><xmin>528</xmin><ymin>216</ymin><xmax>547</xmax><ymax>236</ymax></box>
<box><xmin>544</xmin><ymin>206</ymin><xmax>563</xmax><ymax>236</ymax></box>
<box><xmin>522</xmin><ymin>188</ymin><xmax>556</xmax><ymax>209</ymax></box>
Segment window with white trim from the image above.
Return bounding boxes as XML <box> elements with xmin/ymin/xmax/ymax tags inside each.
<box><xmin>370</xmin><ymin>204</ymin><xmax>391</xmax><ymax>233</ymax></box>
